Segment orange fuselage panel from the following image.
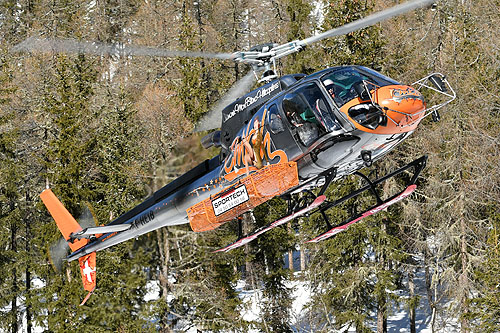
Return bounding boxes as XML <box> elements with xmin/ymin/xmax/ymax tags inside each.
<box><xmin>340</xmin><ymin>85</ymin><xmax>426</xmax><ymax>135</ymax></box>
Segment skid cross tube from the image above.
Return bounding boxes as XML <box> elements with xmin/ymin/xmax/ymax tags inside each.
<box><xmin>318</xmin><ymin>167</ymin><xmax>337</xmax><ymax>196</ymax></box>
<box><xmin>354</xmin><ymin>171</ymin><xmax>383</xmax><ymax>205</ymax></box>
<box><xmin>320</xmin><ymin>155</ymin><xmax>427</xmax><ymax>214</ymax></box>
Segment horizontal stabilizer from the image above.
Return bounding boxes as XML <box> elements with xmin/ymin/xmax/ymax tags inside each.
<box><xmin>70</xmin><ymin>224</ymin><xmax>131</xmax><ymax>240</ymax></box>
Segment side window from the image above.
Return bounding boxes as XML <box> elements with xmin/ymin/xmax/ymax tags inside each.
<box><xmin>282</xmin><ymin>82</ymin><xmax>341</xmax><ymax>132</ymax></box>
<box><xmin>267</xmin><ymin>104</ymin><xmax>284</xmax><ymax>134</ymax></box>
<box><xmin>282</xmin><ymin>93</ymin><xmax>309</xmax><ymax>127</ymax></box>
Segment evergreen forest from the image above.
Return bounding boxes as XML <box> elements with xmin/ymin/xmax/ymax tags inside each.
<box><xmin>0</xmin><ymin>0</ymin><xmax>499</xmax><ymax>332</ymax></box>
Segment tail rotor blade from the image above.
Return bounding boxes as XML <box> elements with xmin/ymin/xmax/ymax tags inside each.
<box><xmin>194</xmin><ymin>70</ymin><xmax>256</xmax><ymax>132</ymax></box>
<box><xmin>49</xmin><ymin>237</ymin><xmax>69</xmax><ymax>272</ymax></box>
<box><xmin>78</xmin><ymin>202</ymin><xmax>98</xmax><ymax>229</ymax></box>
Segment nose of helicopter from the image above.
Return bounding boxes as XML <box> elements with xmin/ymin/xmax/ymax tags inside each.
<box><xmin>341</xmin><ymin>84</ymin><xmax>426</xmax><ymax>135</ymax></box>
<box><xmin>375</xmin><ymin>84</ymin><xmax>426</xmax><ymax>125</ymax></box>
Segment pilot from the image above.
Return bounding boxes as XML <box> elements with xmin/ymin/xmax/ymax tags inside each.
<box><xmin>323</xmin><ymin>78</ymin><xmax>344</xmax><ymax>106</ymax></box>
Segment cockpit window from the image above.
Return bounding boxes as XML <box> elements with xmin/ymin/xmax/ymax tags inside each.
<box><xmin>321</xmin><ymin>67</ymin><xmax>398</xmax><ymax>107</ymax></box>
<box><xmin>281</xmin><ymin>82</ymin><xmax>342</xmax><ymax>133</ymax></box>
<box><xmin>267</xmin><ymin>104</ymin><xmax>284</xmax><ymax>134</ymax></box>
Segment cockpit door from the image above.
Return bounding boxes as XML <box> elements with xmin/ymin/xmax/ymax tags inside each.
<box><xmin>281</xmin><ymin>82</ymin><xmax>344</xmax><ymax>149</ymax></box>
<box><xmin>265</xmin><ymin>104</ymin><xmax>302</xmax><ymax>161</ymax></box>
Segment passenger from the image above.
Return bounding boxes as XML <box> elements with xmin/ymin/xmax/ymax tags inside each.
<box><xmin>300</xmin><ymin>107</ymin><xmax>318</xmax><ymax>124</ymax></box>
<box><xmin>283</xmin><ymin>98</ymin><xmax>304</xmax><ymax>127</ymax></box>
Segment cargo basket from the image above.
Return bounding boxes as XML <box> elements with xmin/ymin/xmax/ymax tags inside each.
<box><xmin>188</xmin><ymin>162</ymin><xmax>299</xmax><ymax>232</ymax></box>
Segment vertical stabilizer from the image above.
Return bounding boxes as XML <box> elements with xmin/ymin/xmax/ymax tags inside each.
<box><xmin>40</xmin><ymin>189</ymin><xmax>88</xmax><ymax>251</ymax></box>
<box><xmin>40</xmin><ymin>189</ymin><xmax>97</xmax><ymax>305</ymax></box>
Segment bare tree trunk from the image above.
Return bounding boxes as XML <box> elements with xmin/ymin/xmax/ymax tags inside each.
<box><xmin>10</xmin><ymin>200</ymin><xmax>18</xmax><ymax>333</ymax></box>
<box><xmin>377</xmin><ymin>276</ymin><xmax>387</xmax><ymax>331</ymax></box>
<box><xmin>156</xmin><ymin>228</ymin><xmax>173</xmax><ymax>333</ymax></box>
<box><xmin>459</xmin><ymin>196</ymin><xmax>469</xmax><ymax>332</ymax></box>
<box><xmin>287</xmin><ymin>221</ymin><xmax>294</xmax><ymax>271</ymax></box>
<box><xmin>408</xmin><ymin>268</ymin><xmax>416</xmax><ymax>333</ymax></box>
<box><xmin>300</xmin><ymin>245</ymin><xmax>306</xmax><ymax>271</ymax></box>
<box><xmin>243</xmin><ymin>212</ymin><xmax>256</xmax><ymax>290</ymax></box>
<box><xmin>424</xmin><ymin>249</ymin><xmax>439</xmax><ymax>333</ymax></box>
<box><xmin>424</xmin><ymin>250</ymin><xmax>435</xmax><ymax>328</ymax></box>
<box><xmin>377</xmin><ymin>223</ymin><xmax>387</xmax><ymax>333</ymax></box>
<box><xmin>153</xmin><ymin>170</ymin><xmax>173</xmax><ymax>333</ymax></box>
<box><xmin>377</xmin><ymin>295</ymin><xmax>387</xmax><ymax>333</ymax></box>
<box><xmin>25</xmin><ymin>193</ymin><xmax>31</xmax><ymax>333</ymax></box>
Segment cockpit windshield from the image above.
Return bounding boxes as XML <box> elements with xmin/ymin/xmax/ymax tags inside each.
<box><xmin>282</xmin><ymin>82</ymin><xmax>342</xmax><ymax>134</ymax></box>
<box><xmin>321</xmin><ymin>67</ymin><xmax>399</xmax><ymax>107</ymax></box>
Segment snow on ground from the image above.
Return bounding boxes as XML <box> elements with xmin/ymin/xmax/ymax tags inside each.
<box><xmin>238</xmin><ymin>267</ymin><xmax>460</xmax><ymax>332</ymax></box>
<box><xmin>3</xmin><ymin>266</ymin><xmax>460</xmax><ymax>332</ymax></box>
<box><xmin>236</xmin><ymin>280</ymin><xmax>263</xmax><ymax>323</ymax></box>
<box><xmin>145</xmin><ymin>280</ymin><xmax>161</xmax><ymax>302</ymax></box>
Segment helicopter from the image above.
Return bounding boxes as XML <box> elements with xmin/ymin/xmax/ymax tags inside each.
<box><xmin>14</xmin><ymin>0</ymin><xmax>456</xmax><ymax>302</ymax></box>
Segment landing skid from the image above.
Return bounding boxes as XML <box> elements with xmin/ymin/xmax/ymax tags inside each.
<box><xmin>214</xmin><ymin>195</ymin><xmax>326</xmax><ymax>253</ymax></box>
<box><xmin>215</xmin><ymin>155</ymin><xmax>427</xmax><ymax>253</ymax></box>
<box><xmin>307</xmin><ymin>184</ymin><xmax>416</xmax><ymax>243</ymax></box>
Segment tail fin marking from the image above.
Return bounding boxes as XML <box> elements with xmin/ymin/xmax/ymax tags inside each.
<box><xmin>78</xmin><ymin>252</ymin><xmax>96</xmax><ymax>306</ymax></box>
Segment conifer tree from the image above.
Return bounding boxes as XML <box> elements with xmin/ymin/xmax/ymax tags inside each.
<box><xmin>468</xmin><ymin>205</ymin><xmax>500</xmax><ymax>332</ymax></box>
<box><xmin>253</xmin><ymin>198</ymin><xmax>295</xmax><ymax>332</ymax></box>
<box><xmin>151</xmin><ymin>137</ymin><xmax>245</xmax><ymax>332</ymax></box>
<box><xmin>299</xmin><ymin>1</ymin><xmax>400</xmax><ymax>331</ymax></box>
<box><xmin>4</xmin><ymin>0</ymin><xmax>500</xmax><ymax>330</ymax></box>
<box><xmin>177</xmin><ymin>1</ymin><xmax>213</xmax><ymax>123</ymax></box>
<box><xmin>30</xmin><ymin>53</ymin><xmax>154</xmax><ymax>331</ymax></box>
<box><xmin>321</xmin><ymin>0</ymin><xmax>384</xmax><ymax>69</ymax></box>
<box><xmin>0</xmin><ymin>49</ymin><xmax>23</xmax><ymax>333</ymax></box>
<box><xmin>81</xmin><ymin>84</ymin><xmax>155</xmax><ymax>331</ymax></box>
<box><xmin>302</xmin><ymin>178</ymin><xmax>375</xmax><ymax>332</ymax></box>
<box><xmin>281</xmin><ymin>0</ymin><xmax>314</xmax><ymax>74</ymax></box>
<box><xmin>31</xmin><ymin>54</ymin><xmax>97</xmax><ymax>332</ymax></box>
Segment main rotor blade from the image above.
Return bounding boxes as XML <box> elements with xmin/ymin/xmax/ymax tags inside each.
<box><xmin>12</xmin><ymin>36</ymin><xmax>235</xmax><ymax>60</ymax></box>
<box><xmin>299</xmin><ymin>0</ymin><xmax>436</xmax><ymax>46</ymax></box>
<box><xmin>194</xmin><ymin>70</ymin><xmax>256</xmax><ymax>132</ymax></box>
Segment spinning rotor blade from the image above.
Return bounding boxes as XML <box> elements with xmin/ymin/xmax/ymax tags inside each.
<box><xmin>12</xmin><ymin>36</ymin><xmax>235</xmax><ymax>60</ymax></box>
<box><xmin>12</xmin><ymin>0</ymin><xmax>436</xmax><ymax>64</ymax></box>
<box><xmin>48</xmin><ymin>203</ymin><xmax>98</xmax><ymax>272</ymax></box>
<box><xmin>194</xmin><ymin>70</ymin><xmax>256</xmax><ymax>132</ymax></box>
<box><xmin>299</xmin><ymin>0</ymin><xmax>436</xmax><ymax>47</ymax></box>
<box><xmin>78</xmin><ymin>202</ymin><xmax>98</xmax><ymax>229</ymax></box>
<box><xmin>232</xmin><ymin>0</ymin><xmax>438</xmax><ymax>64</ymax></box>
<box><xmin>49</xmin><ymin>237</ymin><xmax>69</xmax><ymax>272</ymax></box>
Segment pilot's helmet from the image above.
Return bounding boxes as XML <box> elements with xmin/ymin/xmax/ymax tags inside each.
<box><xmin>323</xmin><ymin>79</ymin><xmax>334</xmax><ymax>87</ymax></box>
<box><xmin>323</xmin><ymin>79</ymin><xmax>336</xmax><ymax>95</ymax></box>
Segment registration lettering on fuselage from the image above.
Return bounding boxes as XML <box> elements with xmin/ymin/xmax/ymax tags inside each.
<box><xmin>212</xmin><ymin>185</ymin><xmax>249</xmax><ymax>216</ymax></box>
